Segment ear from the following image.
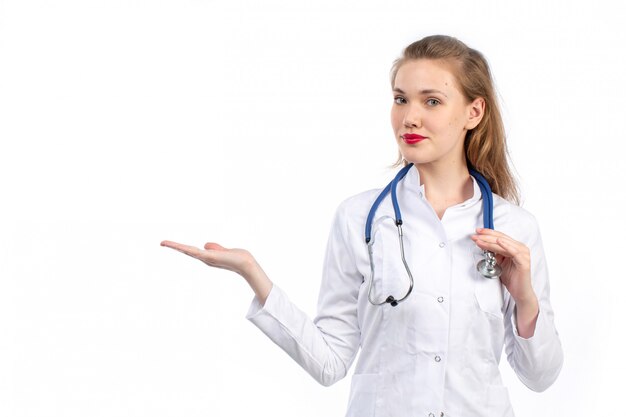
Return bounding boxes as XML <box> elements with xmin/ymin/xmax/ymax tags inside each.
<box><xmin>465</xmin><ymin>97</ymin><xmax>485</xmax><ymax>130</ymax></box>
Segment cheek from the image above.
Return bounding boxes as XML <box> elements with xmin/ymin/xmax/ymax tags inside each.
<box><xmin>448</xmin><ymin>115</ymin><xmax>461</xmax><ymax>127</ymax></box>
<box><xmin>390</xmin><ymin>111</ymin><xmax>402</xmax><ymax>131</ymax></box>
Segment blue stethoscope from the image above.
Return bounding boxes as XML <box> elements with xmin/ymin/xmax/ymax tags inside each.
<box><xmin>364</xmin><ymin>163</ymin><xmax>502</xmax><ymax>307</ymax></box>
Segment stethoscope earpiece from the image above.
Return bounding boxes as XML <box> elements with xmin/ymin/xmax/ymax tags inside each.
<box><xmin>386</xmin><ymin>296</ymin><xmax>398</xmax><ymax>307</ymax></box>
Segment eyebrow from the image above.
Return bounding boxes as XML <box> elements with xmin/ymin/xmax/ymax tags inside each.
<box><xmin>393</xmin><ymin>87</ymin><xmax>448</xmax><ymax>98</ymax></box>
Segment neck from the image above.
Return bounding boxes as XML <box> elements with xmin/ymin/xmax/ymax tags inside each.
<box><xmin>416</xmin><ymin>160</ymin><xmax>474</xmax><ymax>207</ymax></box>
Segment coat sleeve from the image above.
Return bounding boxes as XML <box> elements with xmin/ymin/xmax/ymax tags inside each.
<box><xmin>503</xmin><ymin>214</ymin><xmax>564</xmax><ymax>392</ymax></box>
<box><xmin>245</xmin><ymin>201</ymin><xmax>363</xmax><ymax>386</ymax></box>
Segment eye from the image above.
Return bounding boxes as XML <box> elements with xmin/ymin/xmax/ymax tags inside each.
<box><xmin>426</xmin><ymin>98</ymin><xmax>441</xmax><ymax>106</ymax></box>
<box><xmin>393</xmin><ymin>96</ymin><xmax>407</xmax><ymax>105</ymax></box>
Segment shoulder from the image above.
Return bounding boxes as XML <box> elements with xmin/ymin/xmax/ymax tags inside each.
<box><xmin>335</xmin><ymin>188</ymin><xmax>382</xmax><ymax>215</ymax></box>
<box><xmin>329</xmin><ymin>188</ymin><xmax>385</xmax><ymax>239</ymax></box>
<box><xmin>338</xmin><ymin>188</ymin><xmax>382</xmax><ymax>210</ymax></box>
<box><xmin>493</xmin><ymin>193</ymin><xmax>541</xmax><ymax>245</ymax></box>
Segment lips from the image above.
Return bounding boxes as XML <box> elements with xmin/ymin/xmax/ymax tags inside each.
<box><xmin>402</xmin><ymin>133</ymin><xmax>426</xmax><ymax>144</ymax></box>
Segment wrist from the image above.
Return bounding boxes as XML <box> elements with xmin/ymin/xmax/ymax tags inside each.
<box><xmin>238</xmin><ymin>255</ymin><xmax>260</xmax><ymax>278</ymax></box>
<box><xmin>514</xmin><ymin>290</ymin><xmax>538</xmax><ymax>310</ymax></box>
<box><xmin>240</xmin><ymin>257</ymin><xmax>273</xmax><ymax>306</ymax></box>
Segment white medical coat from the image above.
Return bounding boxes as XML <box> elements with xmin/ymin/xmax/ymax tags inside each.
<box><xmin>246</xmin><ymin>165</ymin><xmax>563</xmax><ymax>417</ymax></box>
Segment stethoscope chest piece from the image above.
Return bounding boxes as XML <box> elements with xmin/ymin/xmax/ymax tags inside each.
<box><xmin>477</xmin><ymin>250</ymin><xmax>502</xmax><ymax>279</ymax></box>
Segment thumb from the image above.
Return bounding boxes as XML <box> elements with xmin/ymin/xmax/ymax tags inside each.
<box><xmin>204</xmin><ymin>242</ymin><xmax>226</xmax><ymax>251</ymax></box>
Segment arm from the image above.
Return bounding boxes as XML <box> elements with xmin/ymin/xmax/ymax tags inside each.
<box><xmin>245</xmin><ymin>202</ymin><xmax>363</xmax><ymax>386</ymax></box>
<box><xmin>472</xmin><ymin>214</ymin><xmax>564</xmax><ymax>391</ymax></box>
<box><xmin>502</xmin><ymin>216</ymin><xmax>564</xmax><ymax>392</ymax></box>
<box><xmin>160</xmin><ymin>202</ymin><xmax>361</xmax><ymax>386</ymax></box>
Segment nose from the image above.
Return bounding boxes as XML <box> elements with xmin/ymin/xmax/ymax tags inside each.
<box><xmin>403</xmin><ymin>105</ymin><xmax>422</xmax><ymax>128</ymax></box>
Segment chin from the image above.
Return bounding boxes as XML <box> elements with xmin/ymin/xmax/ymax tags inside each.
<box><xmin>399</xmin><ymin>151</ymin><xmax>432</xmax><ymax>166</ymax></box>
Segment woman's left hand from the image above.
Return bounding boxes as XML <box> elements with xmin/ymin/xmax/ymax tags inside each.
<box><xmin>470</xmin><ymin>228</ymin><xmax>536</xmax><ymax>305</ymax></box>
<box><xmin>471</xmin><ymin>228</ymin><xmax>540</xmax><ymax>338</ymax></box>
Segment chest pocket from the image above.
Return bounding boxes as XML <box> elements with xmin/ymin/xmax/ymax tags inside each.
<box><xmin>470</xmin><ymin>247</ymin><xmax>505</xmax><ymax>318</ymax></box>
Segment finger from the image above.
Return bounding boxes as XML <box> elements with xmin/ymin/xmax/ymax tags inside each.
<box><xmin>471</xmin><ymin>234</ymin><xmax>500</xmax><ymax>248</ymax></box>
<box><xmin>472</xmin><ymin>235</ymin><xmax>517</xmax><ymax>257</ymax></box>
<box><xmin>160</xmin><ymin>240</ymin><xmax>205</xmax><ymax>257</ymax></box>
<box><xmin>204</xmin><ymin>242</ymin><xmax>226</xmax><ymax>251</ymax></box>
<box><xmin>475</xmin><ymin>228</ymin><xmax>512</xmax><ymax>239</ymax></box>
<box><xmin>495</xmin><ymin>237</ymin><xmax>530</xmax><ymax>269</ymax></box>
<box><xmin>471</xmin><ymin>233</ymin><xmax>523</xmax><ymax>251</ymax></box>
<box><xmin>473</xmin><ymin>237</ymin><xmax>501</xmax><ymax>254</ymax></box>
<box><xmin>476</xmin><ymin>237</ymin><xmax>530</xmax><ymax>269</ymax></box>
<box><xmin>472</xmin><ymin>237</ymin><xmax>507</xmax><ymax>264</ymax></box>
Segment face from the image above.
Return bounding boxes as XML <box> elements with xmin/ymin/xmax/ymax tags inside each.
<box><xmin>390</xmin><ymin>59</ymin><xmax>485</xmax><ymax>169</ymax></box>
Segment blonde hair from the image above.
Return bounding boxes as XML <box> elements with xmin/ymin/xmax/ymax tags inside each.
<box><xmin>390</xmin><ymin>35</ymin><xmax>520</xmax><ymax>205</ymax></box>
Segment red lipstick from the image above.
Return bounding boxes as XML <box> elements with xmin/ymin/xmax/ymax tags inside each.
<box><xmin>402</xmin><ymin>133</ymin><xmax>426</xmax><ymax>144</ymax></box>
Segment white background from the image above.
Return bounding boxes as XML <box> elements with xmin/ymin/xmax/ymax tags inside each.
<box><xmin>1</xmin><ymin>0</ymin><xmax>624</xmax><ymax>416</ymax></box>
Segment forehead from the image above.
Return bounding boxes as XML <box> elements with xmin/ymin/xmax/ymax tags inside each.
<box><xmin>394</xmin><ymin>59</ymin><xmax>461</xmax><ymax>95</ymax></box>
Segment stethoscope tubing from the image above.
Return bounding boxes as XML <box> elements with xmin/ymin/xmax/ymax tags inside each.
<box><xmin>364</xmin><ymin>163</ymin><xmax>499</xmax><ymax>307</ymax></box>
<box><xmin>365</xmin><ymin>163</ymin><xmax>413</xmax><ymax>244</ymax></box>
<box><xmin>468</xmin><ymin>167</ymin><xmax>494</xmax><ymax>230</ymax></box>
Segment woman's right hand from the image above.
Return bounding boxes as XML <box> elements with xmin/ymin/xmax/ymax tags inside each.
<box><xmin>160</xmin><ymin>240</ymin><xmax>273</xmax><ymax>305</ymax></box>
<box><xmin>160</xmin><ymin>241</ymin><xmax>255</xmax><ymax>277</ymax></box>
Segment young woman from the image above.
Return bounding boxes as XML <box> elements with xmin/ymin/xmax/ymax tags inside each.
<box><xmin>161</xmin><ymin>35</ymin><xmax>563</xmax><ymax>417</ymax></box>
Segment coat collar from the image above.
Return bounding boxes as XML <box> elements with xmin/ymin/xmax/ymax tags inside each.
<box><xmin>401</xmin><ymin>164</ymin><xmax>483</xmax><ymax>207</ymax></box>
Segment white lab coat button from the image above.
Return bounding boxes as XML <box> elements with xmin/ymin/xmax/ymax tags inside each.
<box><xmin>435</xmin><ymin>355</ymin><xmax>441</xmax><ymax>362</ymax></box>
<box><xmin>437</xmin><ymin>296</ymin><xmax>444</xmax><ymax>303</ymax></box>
<box><xmin>438</xmin><ymin>242</ymin><xmax>445</xmax><ymax>248</ymax></box>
